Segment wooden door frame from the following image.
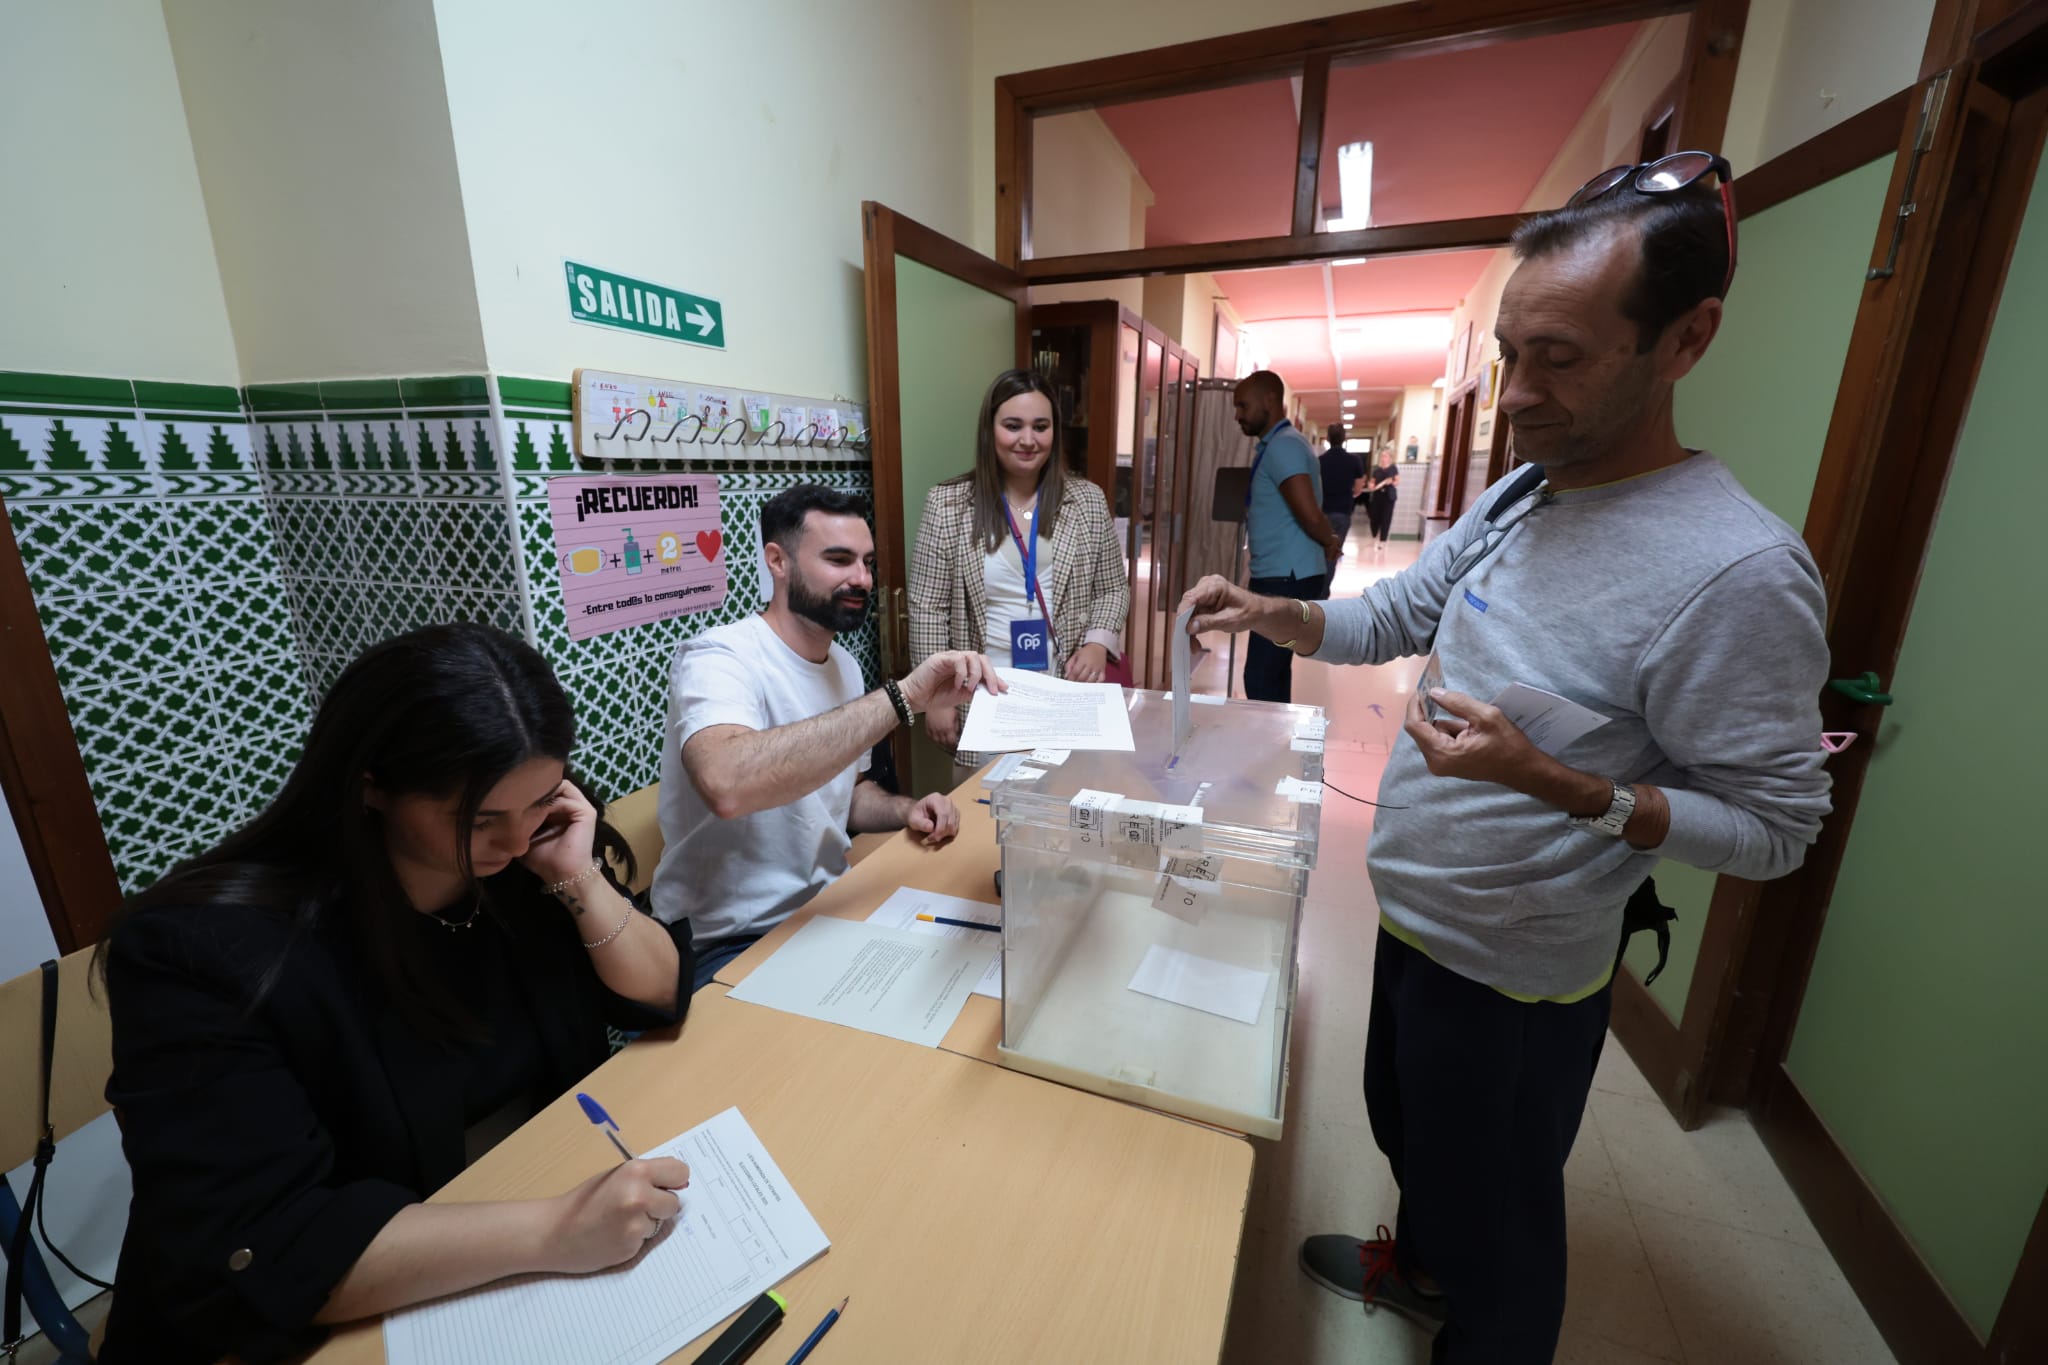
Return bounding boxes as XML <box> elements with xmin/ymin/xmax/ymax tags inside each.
<box><xmin>1028</xmin><ymin>297</ymin><xmax>1146</xmax><ymax>500</ymax></box>
<box><xmin>861</xmin><ymin>202</ymin><xmax>1030</xmax><ymax>784</ymax></box>
<box><xmin>0</xmin><ymin>498</ymin><xmax>122</xmax><ymax>951</ymax></box>
<box><xmin>994</xmin><ymin>0</ymin><xmax>1749</xmax><ymax>279</ymax></box>
<box><xmin>1431</xmin><ymin>380</ymin><xmax>1479</xmax><ymax>517</ymax></box>
<box><xmin>1600</xmin><ymin>88</ymin><xmax>1920</xmax><ymax>1128</ymax></box>
<box><xmin>1602</xmin><ymin>1</ymin><xmax>2048</xmax><ymax>1358</ymax></box>
<box><xmin>1743</xmin><ymin>22</ymin><xmax>2048</xmax><ymax>1363</ymax></box>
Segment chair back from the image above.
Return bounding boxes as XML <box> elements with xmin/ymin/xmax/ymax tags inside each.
<box><xmin>0</xmin><ymin>947</ymin><xmax>113</xmax><ymax>1174</ymax></box>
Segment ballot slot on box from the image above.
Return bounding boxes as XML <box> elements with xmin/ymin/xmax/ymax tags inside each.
<box><xmin>988</xmin><ymin>689</ymin><xmax>1323</xmax><ymax>1138</ymax></box>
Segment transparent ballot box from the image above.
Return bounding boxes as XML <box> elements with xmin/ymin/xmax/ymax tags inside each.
<box><xmin>989</xmin><ymin>689</ymin><xmax>1324</xmax><ymax>1137</ymax></box>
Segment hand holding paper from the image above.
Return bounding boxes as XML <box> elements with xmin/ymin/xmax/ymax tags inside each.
<box><xmin>1403</xmin><ymin>678</ymin><xmax>1610</xmax><ymax>794</ymax></box>
<box><xmin>957</xmin><ymin>667</ymin><xmax>1136</xmax><ymax>753</ymax></box>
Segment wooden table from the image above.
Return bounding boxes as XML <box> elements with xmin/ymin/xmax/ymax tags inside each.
<box><xmin>302</xmin><ymin>987</ymin><xmax>1253</xmax><ymax>1364</ymax></box>
<box><xmin>717</xmin><ymin>775</ymin><xmax>1010</xmax><ymax>1061</ymax></box>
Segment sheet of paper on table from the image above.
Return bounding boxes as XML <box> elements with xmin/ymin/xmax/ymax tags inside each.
<box><xmin>384</xmin><ymin>1106</ymin><xmax>827</xmax><ymax>1365</ymax></box>
<box><xmin>1126</xmin><ymin>945</ymin><xmax>1270</xmax><ymax>1025</ymax></box>
<box><xmin>865</xmin><ymin>886</ymin><xmax>1002</xmax><ymax>999</ymax></box>
<box><xmin>727</xmin><ymin>916</ymin><xmax>995</xmax><ymax>1046</ymax></box>
<box><xmin>956</xmin><ymin>667</ymin><xmax>1136</xmax><ymax>753</ymax></box>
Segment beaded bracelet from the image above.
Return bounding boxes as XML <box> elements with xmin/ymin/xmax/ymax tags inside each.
<box><xmin>544</xmin><ymin>859</ymin><xmax>604</xmax><ymax>897</ymax></box>
<box><xmin>579</xmin><ymin>899</ymin><xmax>635</xmax><ymax>950</ymax></box>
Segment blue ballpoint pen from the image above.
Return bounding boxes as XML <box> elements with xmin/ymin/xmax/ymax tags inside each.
<box><xmin>576</xmin><ymin>1091</ymin><xmax>635</xmax><ymax>1162</ymax></box>
<box><xmin>783</xmin><ymin>1296</ymin><xmax>848</xmax><ymax>1365</ymax></box>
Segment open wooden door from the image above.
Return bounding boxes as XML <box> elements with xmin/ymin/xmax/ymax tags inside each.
<box><xmin>861</xmin><ymin>203</ymin><xmax>1029</xmax><ymax>795</ymax></box>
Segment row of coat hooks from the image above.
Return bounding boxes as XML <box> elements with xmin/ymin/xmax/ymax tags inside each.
<box><xmin>588</xmin><ymin>406</ymin><xmax>871</xmax><ymax>452</ymax></box>
<box><xmin>571</xmin><ymin>366</ymin><xmax>870</xmax><ymax>463</ymax></box>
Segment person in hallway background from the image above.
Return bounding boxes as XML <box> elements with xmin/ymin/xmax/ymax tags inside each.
<box><xmin>97</xmin><ymin>625</ymin><xmax>696</xmax><ymax>1364</ymax></box>
<box><xmin>1181</xmin><ymin>154</ymin><xmax>1830</xmax><ymax>1362</ymax></box>
<box><xmin>1364</xmin><ymin>445</ymin><xmax>1401</xmax><ymax>555</ymax></box>
<box><xmin>1236</xmin><ymin>369</ymin><xmax>1341</xmax><ymax>703</ymax></box>
<box><xmin>653</xmin><ymin>485</ymin><xmax>1004</xmax><ymax>988</ymax></box>
<box><xmin>1319</xmin><ymin>421</ymin><xmax>1365</xmax><ymax>557</ymax></box>
<box><xmin>909</xmin><ymin>368</ymin><xmax>1128</xmax><ymax>778</ymax></box>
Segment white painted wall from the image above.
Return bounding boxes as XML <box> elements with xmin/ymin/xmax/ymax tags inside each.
<box><xmin>1751</xmin><ymin>0</ymin><xmax>1934</xmax><ymax>166</ymax></box>
<box><xmin>0</xmin><ymin>0</ymin><xmax>239</xmax><ymax>383</ymax></box>
<box><xmin>1395</xmin><ymin>384</ymin><xmax>1438</xmax><ymax>461</ymax></box>
<box><xmin>435</xmin><ymin>0</ymin><xmax>975</xmax><ymax>402</ymax></box>
<box><xmin>162</xmin><ymin>0</ymin><xmax>487</xmax><ymax>383</ymax></box>
<box><xmin>1440</xmin><ymin>17</ymin><xmax>1691</xmax><ymax>437</ymax></box>
<box><xmin>1030</xmin><ymin>111</ymin><xmax>1151</xmax><ymax>314</ymax></box>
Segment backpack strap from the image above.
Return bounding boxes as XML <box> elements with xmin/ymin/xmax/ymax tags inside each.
<box><xmin>1489</xmin><ymin>463</ymin><xmax>1547</xmax><ymax>518</ymax></box>
<box><xmin>3</xmin><ymin>961</ymin><xmax>59</xmax><ymax>1352</ymax></box>
<box><xmin>1617</xmin><ymin>877</ymin><xmax>1680</xmax><ymax>986</ymax></box>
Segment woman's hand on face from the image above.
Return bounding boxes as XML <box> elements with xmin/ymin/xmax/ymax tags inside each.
<box><xmin>544</xmin><ymin>1157</ymin><xmax>691</xmax><ymax>1274</ymax></box>
<box><xmin>519</xmin><ymin>780</ymin><xmax>599</xmax><ymax>886</ymax></box>
<box><xmin>1063</xmin><ymin>643</ymin><xmax>1110</xmax><ymax>683</ymax></box>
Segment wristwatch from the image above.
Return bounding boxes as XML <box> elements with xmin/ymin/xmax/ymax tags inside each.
<box><xmin>1568</xmin><ymin>781</ymin><xmax>1636</xmax><ymax>837</ymax></box>
<box><xmin>882</xmin><ymin>678</ymin><xmax>916</xmax><ymax>728</ymax></box>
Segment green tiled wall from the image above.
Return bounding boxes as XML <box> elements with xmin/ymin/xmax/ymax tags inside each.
<box><xmin>3</xmin><ymin>369</ymin><xmax>879</xmax><ymax>892</ymax></box>
<box><xmin>0</xmin><ymin>373</ymin><xmax>309</xmax><ymax>892</ymax></box>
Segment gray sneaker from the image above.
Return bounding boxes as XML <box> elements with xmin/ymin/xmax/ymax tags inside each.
<box><xmin>1299</xmin><ymin>1228</ymin><xmax>1447</xmax><ymax>1333</ymax></box>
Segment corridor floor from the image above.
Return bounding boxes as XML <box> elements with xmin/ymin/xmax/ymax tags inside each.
<box><xmin>1204</xmin><ymin>534</ymin><xmax>1896</xmax><ymax>1365</ymax></box>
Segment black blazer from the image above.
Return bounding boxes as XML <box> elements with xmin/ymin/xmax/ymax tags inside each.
<box><xmin>97</xmin><ymin>883</ymin><xmax>694</xmax><ymax>1364</ymax></box>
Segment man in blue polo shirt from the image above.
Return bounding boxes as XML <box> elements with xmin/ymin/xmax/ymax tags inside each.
<box><xmin>1235</xmin><ymin>370</ymin><xmax>1341</xmax><ymax>702</ymax></box>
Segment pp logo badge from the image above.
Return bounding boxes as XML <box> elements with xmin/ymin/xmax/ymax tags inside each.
<box><xmin>1015</xmin><ymin>631</ymin><xmax>1043</xmax><ymax>650</ymax></box>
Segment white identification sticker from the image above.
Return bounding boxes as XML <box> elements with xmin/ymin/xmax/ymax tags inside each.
<box><xmin>1276</xmin><ymin>776</ymin><xmax>1324</xmax><ymax>805</ymax></box>
<box><xmin>1294</xmin><ymin>716</ymin><xmax>1329</xmax><ymax>740</ymax></box>
<box><xmin>1069</xmin><ymin>789</ymin><xmax>1121</xmax><ymax>855</ymax></box>
<box><xmin>1027</xmin><ymin>748</ymin><xmax>1071</xmax><ymax>767</ymax></box>
<box><xmin>1152</xmin><ymin>853</ymin><xmax>1225</xmax><ymax>922</ymax></box>
<box><xmin>1157</xmin><ymin>803</ymin><xmax>1204</xmax><ymax>851</ymax></box>
<box><xmin>1111</xmin><ymin>798</ymin><xmax>1164</xmax><ymax>846</ymax></box>
<box><xmin>1291</xmin><ymin>737</ymin><xmax>1325</xmax><ymax>754</ymax></box>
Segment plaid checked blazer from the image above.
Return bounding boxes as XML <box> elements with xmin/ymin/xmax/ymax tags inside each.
<box><xmin>908</xmin><ymin>475</ymin><xmax>1129</xmax><ymax>759</ymax></box>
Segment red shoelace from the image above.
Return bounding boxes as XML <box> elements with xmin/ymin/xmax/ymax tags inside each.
<box><xmin>1358</xmin><ymin>1223</ymin><xmax>1399</xmax><ymax>1307</ymax></box>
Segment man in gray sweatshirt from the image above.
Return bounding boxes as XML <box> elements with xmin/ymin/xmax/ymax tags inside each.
<box><xmin>1182</xmin><ymin>162</ymin><xmax>1831</xmax><ymax>1361</ymax></box>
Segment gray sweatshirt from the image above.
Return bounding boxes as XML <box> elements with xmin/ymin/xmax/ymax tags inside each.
<box><xmin>1312</xmin><ymin>453</ymin><xmax>1832</xmax><ymax>998</ymax></box>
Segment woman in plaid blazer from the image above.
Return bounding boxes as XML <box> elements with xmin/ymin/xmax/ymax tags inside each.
<box><xmin>909</xmin><ymin>369</ymin><xmax>1129</xmax><ymax>765</ymax></box>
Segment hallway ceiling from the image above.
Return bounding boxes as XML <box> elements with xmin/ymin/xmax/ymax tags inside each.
<box><xmin>1092</xmin><ymin>20</ymin><xmax>1652</xmax><ymax>431</ymax></box>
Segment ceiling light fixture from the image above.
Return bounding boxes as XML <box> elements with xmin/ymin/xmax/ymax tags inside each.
<box><xmin>1342</xmin><ymin>398</ymin><xmax>1358</xmax><ymax>407</ymax></box>
<box><xmin>1340</xmin><ymin>380</ymin><xmax>1358</xmax><ymax>391</ymax></box>
<box><xmin>1326</xmin><ymin>141</ymin><xmax>1373</xmax><ymax>233</ymax></box>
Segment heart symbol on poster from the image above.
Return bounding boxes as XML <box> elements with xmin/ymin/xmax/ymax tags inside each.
<box><xmin>695</xmin><ymin>530</ymin><xmax>723</xmax><ymax>562</ymax></box>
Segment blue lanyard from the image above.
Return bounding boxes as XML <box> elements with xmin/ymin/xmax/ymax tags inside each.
<box><xmin>1002</xmin><ymin>492</ymin><xmax>1052</xmax><ymax>623</ymax></box>
<box><xmin>1245</xmin><ymin>420</ymin><xmax>1286</xmax><ymax>506</ymax></box>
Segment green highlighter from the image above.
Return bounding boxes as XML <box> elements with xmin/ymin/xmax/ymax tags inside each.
<box><xmin>692</xmin><ymin>1290</ymin><xmax>788</xmax><ymax>1365</ymax></box>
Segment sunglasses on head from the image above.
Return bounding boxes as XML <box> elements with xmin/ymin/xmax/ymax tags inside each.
<box><xmin>1567</xmin><ymin>150</ymin><xmax>1738</xmax><ymax>293</ymax></box>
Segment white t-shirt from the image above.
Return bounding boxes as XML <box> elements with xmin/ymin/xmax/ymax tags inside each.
<box><xmin>651</xmin><ymin>614</ymin><xmax>870</xmax><ymax>945</ymax></box>
<box><xmin>981</xmin><ymin>530</ymin><xmax>1049</xmax><ymax>668</ymax></box>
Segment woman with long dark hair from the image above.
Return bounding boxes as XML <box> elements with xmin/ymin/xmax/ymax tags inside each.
<box><xmin>907</xmin><ymin>368</ymin><xmax>1129</xmax><ymax>776</ymax></box>
<box><xmin>95</xmin><ymin>624</ymin><xmax>695</xmax><ymax>1364</ymax></box>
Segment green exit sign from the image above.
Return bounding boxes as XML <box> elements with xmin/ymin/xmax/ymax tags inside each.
<box><xmin>564</xmin><ymin>260</ymin><xmax>725</xmax><ymax>350</ymax></box>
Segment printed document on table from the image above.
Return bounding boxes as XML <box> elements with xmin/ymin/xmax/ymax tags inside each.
<box><xmin>727</xmin><ymin>916</ymin><xmax>994</xmax><ymax>1046</ymax></box>
<box><xmin>384</xmin><ymin>1107</ymin><xmax>827</xmax><ymax>1365</ymax></box>
<box><xmin>1126</xmin><ymin>944</ymin><xmax>1269</xmax><ymax>1025</ymax></box>
<box><xmin>866</xmin><ymin>887</ymin><xmax>1002</xmax><ymax>999</ymax></box>
<box><xmin>1490</xmin><ymin>683</ymin><xmax>1609</xmax><ymax>755</ymax></box>
<box><xmin>955</xmin><ymin>667</ymin><xmax>1136</xmax><ymax>753</ymax></box>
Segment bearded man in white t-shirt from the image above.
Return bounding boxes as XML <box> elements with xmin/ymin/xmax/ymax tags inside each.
<box><xmin>652</xmin><ymin>484</ymin><xmax>1004</xmax><ymax>989</ymax></box>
